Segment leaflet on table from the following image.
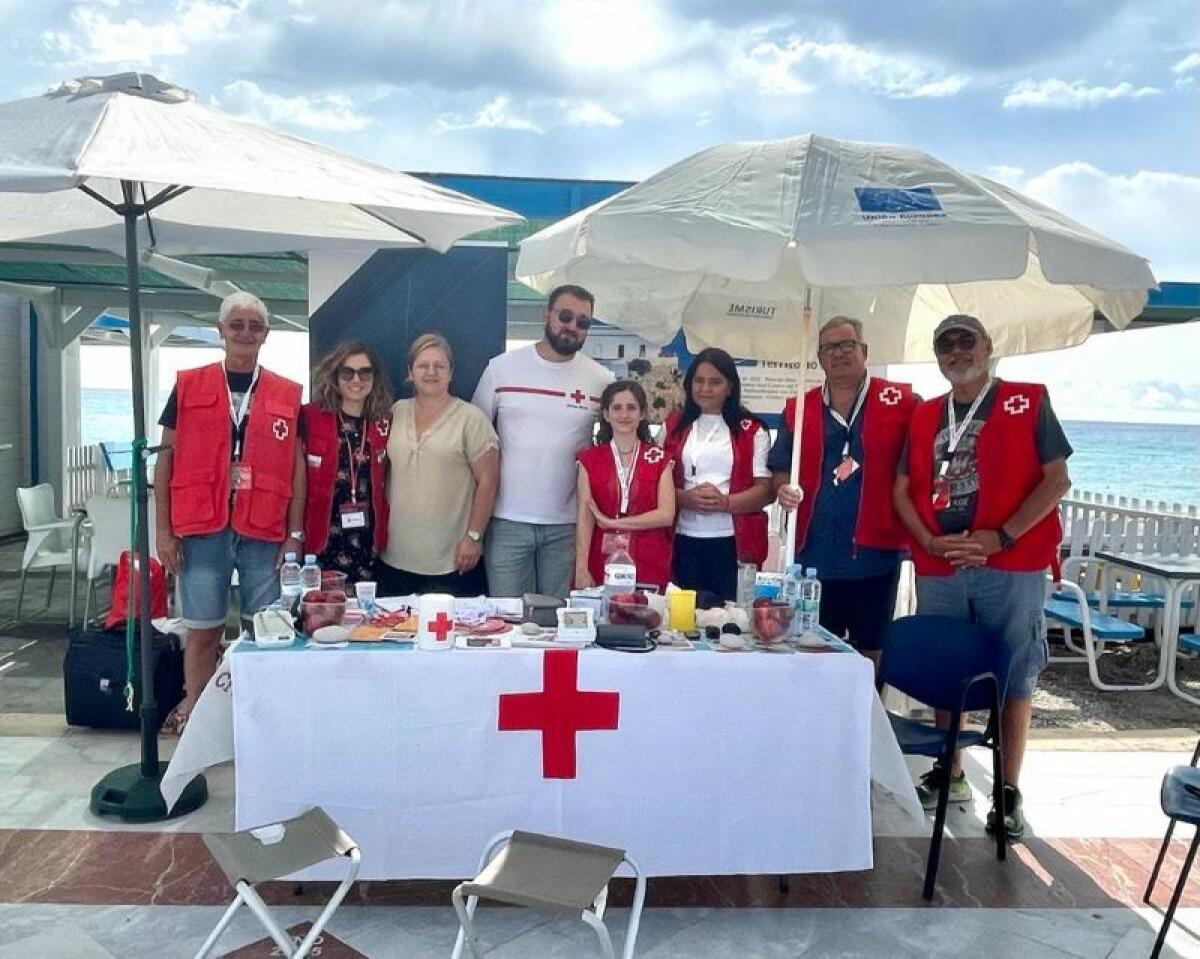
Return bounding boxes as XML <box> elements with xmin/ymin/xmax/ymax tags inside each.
<box><xmin>372</xmin><ymin>595</ymin><xmax>523</xmax><ymax>622</ymax></box>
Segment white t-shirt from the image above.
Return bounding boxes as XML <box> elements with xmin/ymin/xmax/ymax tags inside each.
<box><xmin>473</xmin><ymin>344</ymin><xmax>615</xmax><ymax>525</ymax></box>
<box><xmin>676</xmin><ymin>413</ymin><xmax>771</xmax><ymax>538</ymax></box>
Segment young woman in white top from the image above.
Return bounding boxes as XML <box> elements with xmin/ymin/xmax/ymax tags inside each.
<box><xmin>663</xmin><ymin>348</ymin><xmax>773</xmax><ymax>602</ymax></box>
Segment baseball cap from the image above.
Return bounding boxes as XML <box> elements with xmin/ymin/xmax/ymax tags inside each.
<box><xmin>933</xmin><ymin>314</ymin><xmax>989</xmax><ymax>343</ymax></box>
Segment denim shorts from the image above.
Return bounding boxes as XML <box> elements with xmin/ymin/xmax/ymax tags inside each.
<box><xmin>179</xmin><ymin>526</ymin><xmax>281</xmax><ymax>629</ymax></box>
<box><xmin>915</xmin><ymin>568</ymin><xmax>1048</xmax><ymax>701</ymax></box>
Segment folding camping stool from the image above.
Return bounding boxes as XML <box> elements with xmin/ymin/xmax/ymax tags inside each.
<box><xmin>195</xmin><ymin>806</ymin><xmax>360</xmax><ymax>959</ymax></box>
<box><xmin>451</xmin><ymin>830</ymin><xmax>646</xmax><ymax>959</ymax></box>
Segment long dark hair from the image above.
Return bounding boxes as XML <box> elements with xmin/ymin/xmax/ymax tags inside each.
<box><xmin>671</xmin><ymin>347</ymin><xmax>760</xmax><ymax>438</ymax></box>
<box><xmin>595</xmin><ymin>380</ymin><xmax>653</xmax><ymax>445</ymax></box>
<box><xmin>312</xmin><ymin>340</ymin><xmax>394</xmax><ymax>422</ymax></box>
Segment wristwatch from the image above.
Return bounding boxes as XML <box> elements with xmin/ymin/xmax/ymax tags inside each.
<box><xmin>998</xmin><ymin>527</ymin><xmax>1016</xmax><ymax>551</ymax></box>
<box><xmin>466</xmin><ymin>529</ymin><xmax>483</xmax><ymax>543</ymax></box>
<box><xmin>288</xmin><ymin>530</ymin><xmax>305</xmax><ymax>542</ymax></box>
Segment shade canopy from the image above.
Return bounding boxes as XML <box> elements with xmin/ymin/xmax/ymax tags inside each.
<box><xmin>516</xmin><ymin>133</ymin><xmax>1156</xmax><ymax>363</ymax></box>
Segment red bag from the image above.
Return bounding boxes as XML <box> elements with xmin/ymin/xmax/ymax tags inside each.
<box><xmin>105</xmin><ymin>551</ymin><xmax>168</xmax><ymax>630</ymax></box>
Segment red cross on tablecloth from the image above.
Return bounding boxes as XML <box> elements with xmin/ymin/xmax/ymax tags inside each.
<box><xmin>426</xmin><ymin>611</ymin><xmax>454</xmax><ymax>643</ymax></box>
<box><xmin>498</xmin><ymin>650</ymin><xmax>620</xmax><ymax>779</ymax></box>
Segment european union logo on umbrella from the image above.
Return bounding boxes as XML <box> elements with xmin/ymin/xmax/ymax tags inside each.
<box><xmin>855</xmin><ymin>186</ymin><xmax>943</xmax><ymax>214</ymax></box>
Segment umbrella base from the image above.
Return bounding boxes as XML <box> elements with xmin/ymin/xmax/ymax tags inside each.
<box><xmin>90</xmin><ymin>762</ymin><xmax>207</xmax><ymax>822</ymax></box>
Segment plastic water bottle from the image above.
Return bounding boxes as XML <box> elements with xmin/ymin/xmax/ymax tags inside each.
<box><xmin>279</xmin><ymin>552</ymin><xmax>302</xmax><ymax>602</ymax></box>
<box><xmin>800</xmin><ymin>567</ymin><xmax>822</xmax><ymax>635</ymax></box>
<box><xmin>299</xmin><ymin>553</ymin><xmax>321</xmax><ymax>593</ymax></box>
<box><xmin>781</xmin><ymin>564</ymin><xmax>805</xmax><ymax>636</ymax></box>
<box><xmin>602</xmin><ymin>540</ymin><xmax>637</xmax><ymax>624</ymax></box>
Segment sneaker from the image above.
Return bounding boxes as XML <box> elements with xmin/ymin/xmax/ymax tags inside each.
<box><xmin>985</xmin><ymin>783</ymin><xmax>1027</xmax><ymax>841</ymax></box>
<box><xmin>916</xmin><ymin>763</ymin><xmax>972</xmax><ymax>811</ymax></box>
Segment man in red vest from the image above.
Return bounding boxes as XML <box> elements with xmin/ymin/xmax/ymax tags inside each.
<box><xmin>770</xmin><ymin>316</ymin><xmax>917</xmax><ymax>669</ymax></box>
<box><xmin>894</xmin><ymin>314</ymin><xmax>1072</xmax><ymax>840</ymax></box>
<box><xmin>154</xmin><ymin>292</ymin><xmax>305</xmax><ymax>730</ymax></box>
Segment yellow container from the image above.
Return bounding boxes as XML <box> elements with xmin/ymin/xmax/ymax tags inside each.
<box><xmin>668</xmin><ymin>589</ymin><xmax>697</xmax><ymax>630</ymax></box>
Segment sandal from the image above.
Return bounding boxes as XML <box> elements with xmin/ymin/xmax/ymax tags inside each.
<box><xmin>162</xmin><ymin>704</ymin><xmax>191</xmax><ymax>737</ymax></box>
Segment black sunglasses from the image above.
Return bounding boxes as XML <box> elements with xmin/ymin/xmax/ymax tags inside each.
<box><xmin>338</xmin><ymin>366</ymin><xmax>375</xmax><ymax>382</ymax></box>
<box><xmin>554</xmin><ymin>308</ymin><xmax>593</xmax><ymax>330</ymax></box>
<box><xmin>934</xmin><ymin>330</ymin><xmax>977</xmax><ymax>355</ymax></box>
<box><xmin>225</xmin><ymin>319</ymin><xmax>268</xmax><ymax>335</ymax></box>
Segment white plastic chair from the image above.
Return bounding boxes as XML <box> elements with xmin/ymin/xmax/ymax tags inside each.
<box><xmin>452</xmin><ymin>830</ymin><xmax>646</xmax><ymax>959</ymax></box>
<box><xmin>15</xmin><ymin>484</ymin><xmax>90</xmax><ymax>622</ymax></box>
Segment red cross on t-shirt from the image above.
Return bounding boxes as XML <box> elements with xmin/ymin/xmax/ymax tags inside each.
<box><xmin>498</xmin><ymin>650</ymin><xmax>619</xmax><ymax>779</ymax></box>
<box><xmin>569</xmin><ymin>389</ymin><xmax>586</xmax><ymax>404</ymax></box>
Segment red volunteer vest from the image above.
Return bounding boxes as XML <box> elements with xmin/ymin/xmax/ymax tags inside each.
<box><xmin>170</xmin><ymin>363</ymin><xmax>302</xmax><ymax>542</ymax></box>
<box><xmin>577</xmin><ymin>442</ymin><xmax>674</xmax><ymax>590</ymax></box>
<box><xmin>783</xmin><ymin>377</ymin><xmax>916</xmax><ymax>553</ymax></box>
<box><xmin>905</xmin><ymin>380</ymin><xmax>1063</xmax><ymax>576</ymax></box>
<box><xmin>663</xmin><ymin>411</ymin><xmax>769</xmax><ymax>566</ymax></box>
<box><xmin>300</xmin><ymin>404</ymin><xmax>391</xmax><ymax>554</ymax></box>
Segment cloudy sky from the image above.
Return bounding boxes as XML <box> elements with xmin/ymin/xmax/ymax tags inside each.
<box><xmin>4</xmin><ymin>0</ymin><xmax>1199</xmax><ymax>420</ymax></box>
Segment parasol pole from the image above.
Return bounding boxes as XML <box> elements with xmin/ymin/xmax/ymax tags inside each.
<box><xmin>781</xmin><ymin>288</ymin><xmax>813</xmax><ymax>571</ymax></box>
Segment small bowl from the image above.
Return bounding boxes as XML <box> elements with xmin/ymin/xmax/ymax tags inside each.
<box><xmin>320</xmin><ymin>570</ymin><xmax>349</xmax><ymax>593</ymax></box>
<box><xmin>751</xmin><ymin>601</ymin><xmax>793</xmax><ymax>644</ymax></box>
<box><xmin>607</xmin><ymin>594</ymin><xmax>662</xmax><ymax>629</ymax></box>
<box><xmin>302</xmin><ymin>589</ymin><xmax>347</xmax><ymax>633</ymax></box>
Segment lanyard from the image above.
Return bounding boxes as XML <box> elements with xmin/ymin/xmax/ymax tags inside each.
<box><xmin>940</xmin><ymin>378</ymin><xmax>993</xmax><ymax>477</ymax></box>
<box><xmin>825</xmin><ymin>376</ymin><xmax>869</xmax><ymax>458</ymax></box>
<box><xmin>689</xmin><ymin>417</ymin><xmax>726</xmax><ymax>478</ymax></box>
<box><xmin>610</xmin><ymin>440</ymin><xmax>640</xmax><ymax>515</ymax></box>
<box><xmin>226</xmin><ymin>366</ymin><xmax>260</xmax><ymax>461</ymax></box>
<box><xmin>341</xmin><ymin>414</ymin><xmax>369</xmax><ymax>501</ymax></box>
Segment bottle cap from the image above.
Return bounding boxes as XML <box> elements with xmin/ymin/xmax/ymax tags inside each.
<box><xmin>305</xmin><ymin>554</ymin><xmax>317</xmax><ymax>564</ymax></box>
<box><xmin>806</xmin><ymin>567</ymin><xmax>817</xmax><ymax>577</ymax></box>
<box><xmin>284</xmin><ymin>552</ymin><xmax>297</xmax><ymax>563</ymax></box>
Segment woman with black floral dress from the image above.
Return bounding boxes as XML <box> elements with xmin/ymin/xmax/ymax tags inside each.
<box><xmin>300</xmin><ymin>342</ymin><xmax>394</xmax><ymax>586</ymax></box>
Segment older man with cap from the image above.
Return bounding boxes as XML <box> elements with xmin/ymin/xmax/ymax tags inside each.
<box><xmin>893</xmin><ymin>313</ymin><xmax>1072</xmax><ymax>840</ymax></box>
<box><xmin>770</xmin><ymin>316</ymin><xmax>918</xmax><ymax>669</ymax></box>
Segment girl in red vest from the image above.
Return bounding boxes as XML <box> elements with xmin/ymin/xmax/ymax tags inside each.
<box><xmin>663</xmin><ymin>348</ymin><xmax>773</xmax><ymax>602</ymax></box>
<box><xmin>301</xmin><ymin>342</ymin><xmax>393</xmax><ymax>585</ymax></box>
<box><xmin>575</xmin><ymin>380</ymin><xmax>676</xmax><ymax>591</ymax></box>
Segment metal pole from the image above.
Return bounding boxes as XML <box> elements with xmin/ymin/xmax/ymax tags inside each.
<box><xmin>121</xmin><ymin>182</ymin><xmax>159</xmax><ymax>778</ymax></box>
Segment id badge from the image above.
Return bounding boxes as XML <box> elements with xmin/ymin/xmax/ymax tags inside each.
<box><xmin>230</xmin><ymin>465</ymin><xmax>253</xmax><ymax>491</ymax></box>
<box><xmin>931</xmin><ymin>477</ymin><xmax>951</xmax><ymax>511</ymax></box>
<box><xmin>339</xmin><ymin>502</ymin><xmax>368</xmax><ymax>529</ymax></box>
<box><xmin>831</xmin><ymin>455</ymin><xmax>860</xmax><ymax>486</ymax></box>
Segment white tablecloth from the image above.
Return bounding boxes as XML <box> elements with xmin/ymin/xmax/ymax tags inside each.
<box><xmin>225</xmin><ymin>643</ymin><xmax>921</xmax><ymax>880</ymax></box>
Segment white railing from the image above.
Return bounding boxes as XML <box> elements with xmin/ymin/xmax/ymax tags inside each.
<box><xmin>63</xmin><ymin>443</ymin><xmax>102</xmax><ymax>513</ymax></box>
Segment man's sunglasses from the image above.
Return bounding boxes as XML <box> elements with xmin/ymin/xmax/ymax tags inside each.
<box><xmin>554</xmin><ymin>308</ymin><xmax>592</xmax><ymax>330</ymax></box>
<box><xmin>934</xmin><ymin>330</ymin><xmax>977</xmax><ymax>355</ymax></box>
<box><xmin>225</xmin><ymin>319</ymin><xmax>268</xmax><ymax>335</ymax></box>
<box><xmin>817</xmin><ymin>338</ymin><xmax>861</xmax><ymax>357</ymax></box>
<box><xmin>338</xmin><ymin>366</ymin><xmax>375</xmax><ymax>382</ymax></box>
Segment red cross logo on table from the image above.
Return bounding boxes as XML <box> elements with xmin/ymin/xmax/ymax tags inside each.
<box><xmin>272</xmin><ymin>418</ymin><xmax>289</xmax><ymax>441</ymax></box>
<box><xmin>1003</xmin><ymin>394</ymin><xmax>1030</xmax><ymax>416</ymax></box>
<box><xmin>569</xmin><ymin>389</ymin><xmax>587</xmax><ymax>404</ymax></box>
<box><xmin>498</xmin><ymin>650</ymin><xmax>620</xmax><ymax>779</ymax></box>
<box><xmin>878</xmin><ymin>386</ymin><xmax>902</xmax><ymax>406</ymax></box>
<box><xmin>426</xmin><ymin>611</ymin><xmax>454</xmax><ymax>643</ymax></box>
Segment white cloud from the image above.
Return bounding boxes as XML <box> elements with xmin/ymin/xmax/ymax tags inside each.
<box><xmin>436</xmin><ymin>95</ymin><xmax>543</xmax><ymax>135</ymax></box>
<box><xmin>564</xmin><ymin>101</ymin><xmax>622</xmax><ymax>128</ymax></box>
<box><xmin>1002</xmin><ymin>78</ymin><xmax>1161</xmax><ymax>109</ymax></box>
<box><xmin>736</xmin><ymin>38</ymin><xmax>968</xmax><ymax>99</ymax></box>
<box><xmin>1172</xmin><ymin>51</ymin><xmax>1200</xmax><ymax>74</ymax></box>
<box><xmin>986</xmin><ymin>165</ymin><xmax>1025</xmax><ymax>185</ymax></box>
<box><xmin>1018</xmin><ymin>162</ymin><xmax>1200</xmax><ymax>280</ymax></box>
<box><xmin>41</xmin><ymin>1</ymin><xmax>247</xmax><ymax>64</ymax></box>
<box><xmin>218</xmin><ymin>79</ymin><xmax>373</xmax><ymax>133</ymax></box>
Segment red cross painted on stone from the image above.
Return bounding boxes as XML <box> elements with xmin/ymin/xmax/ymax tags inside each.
<box><xmin>498</xmin><ymin>650</ymin><xmax>619</xmax><ymax>779</ymax></box>
<box><xmin>426</xmin><ymin>611</ymin><xmax>454</xmax><ymax>643</ymax></box>
<box><xmin>569</xmin><ymin>389</ymin><xmax>586</xmax><ymax>404</ymax></box>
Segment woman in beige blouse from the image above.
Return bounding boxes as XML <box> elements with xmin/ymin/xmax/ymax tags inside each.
<box><xmin>376</xmin><ymin>333</ymin><xmax>500</xmax><ymax>596</ymax></box>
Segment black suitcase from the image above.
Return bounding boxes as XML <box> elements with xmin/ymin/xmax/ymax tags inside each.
<box><xmin>63</xmin><ymin>626</ymin><xmax>185</xmax><ymax>730</ymax></box>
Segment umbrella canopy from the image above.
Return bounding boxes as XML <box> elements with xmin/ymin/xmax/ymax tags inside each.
<box><xmin>0</xmin><ymin>73</ymin><xmax>521</xmax><ymax>253</ymax></box>
<box><xmin>516</xmin><ymin>133</ymin><xmax>1155</xmax><ymax>363</ymax></box>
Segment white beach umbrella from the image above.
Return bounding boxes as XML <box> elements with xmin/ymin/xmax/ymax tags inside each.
<box><xmin>0</xmin><ymin>72</ymin><xmax>523</xmax><ymax>822</ymax></box>
<box><xmin>517</xmin><ymin>133</ymin><xmax>1156</xmax><ymax>568</ymax></box>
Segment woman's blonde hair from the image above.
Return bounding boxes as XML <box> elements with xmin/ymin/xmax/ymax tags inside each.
<box><xmin>406</xmin><ymin>332</ymin><xmax>454</xmax><ymax>383</ymax></box>
<box><xmin>311</xmin><ymin>341</ymin><xmax>394</xmax><ymax>421</ymax></box>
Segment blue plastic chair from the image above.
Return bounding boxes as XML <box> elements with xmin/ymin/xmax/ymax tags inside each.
<box><xmin>1144</xmin><ymin>737</ymin><xmax>1200</xmax><ymax>959</ymax></box>
<box><xmin>880</xmin><ymin>615</ymin><xmax>1012</xmax><ymax>901</ymax></box>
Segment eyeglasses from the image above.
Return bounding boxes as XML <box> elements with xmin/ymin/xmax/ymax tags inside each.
<box><xmin>934</xmin><ymin>331</ymin><xmax>977</xmax><ymax>354</ymax></box>
<box><xmin>338</xmin><ymin>366</ymin><xmax>375</xmax><ymax>382</ymax></box>
<box><xmin>817</xmin><ymin>338</ymin><xmax>861</xmax><ymax>357</ymax></box>
<box><xmin>224</xmin><ymin>319</ymin><xmax>268</xmax><ymax>335</ymax></box>
<box><xmin>554</xmin><ymin>308</ymin><xmax>592</xmax><ymax>330</ymax></box>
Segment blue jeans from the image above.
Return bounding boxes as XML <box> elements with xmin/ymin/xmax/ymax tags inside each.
<box><xmin>915</xmin><ymin>568</ymin><xmax>1048</xmax><ymax>701</ymax></box>
<box><xmin>179</xmin><ymin>526</ymin><xmax>281</xmax><ymax>629</ymax></box>
<box><xmin>484</xmin><ymin>518</ymin><xmax>575</xmax><ymax>599</ymax></box>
